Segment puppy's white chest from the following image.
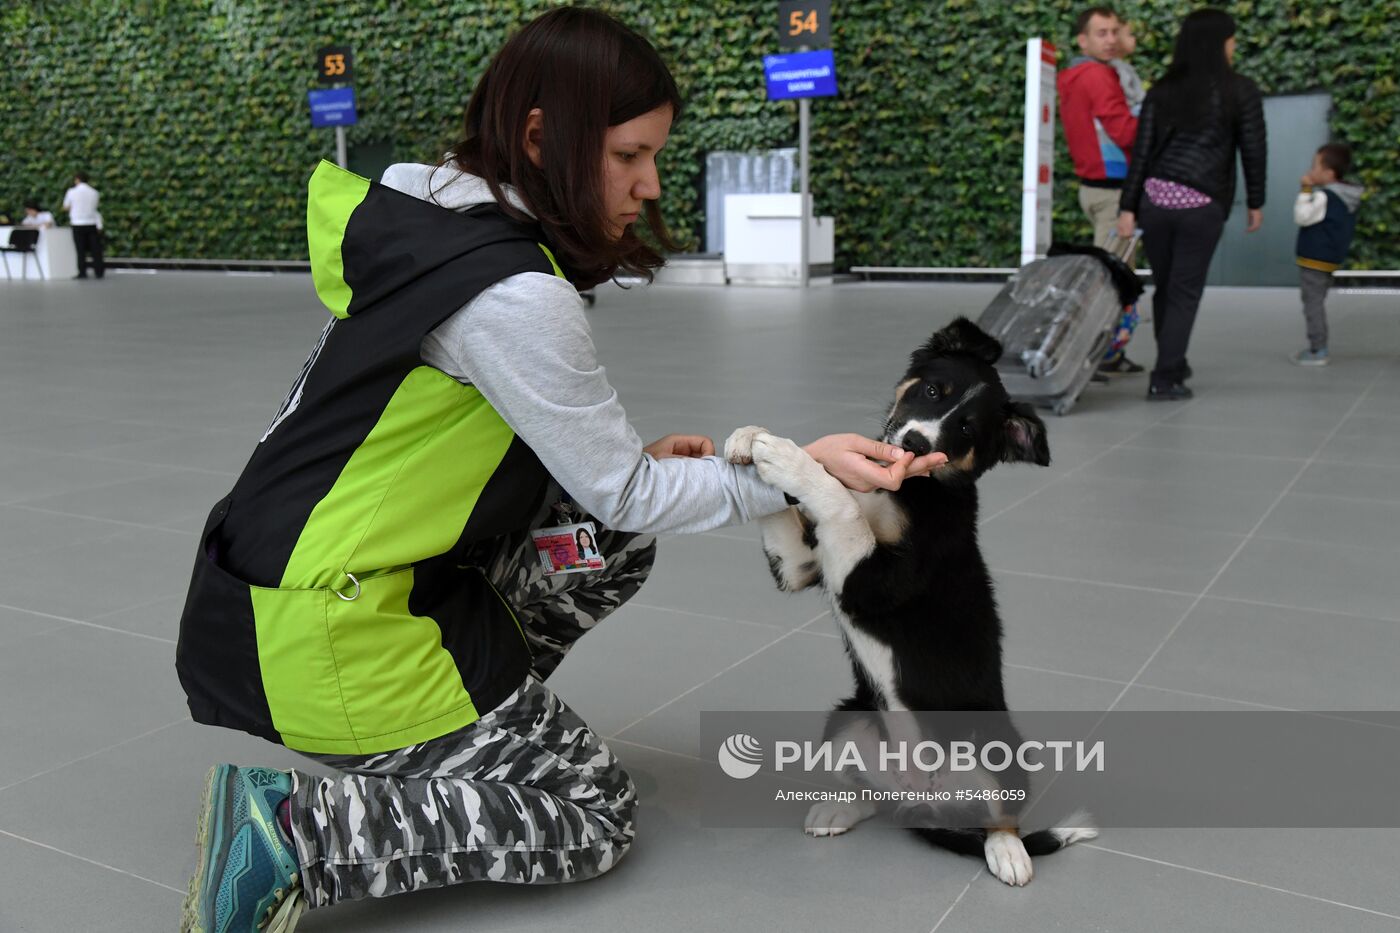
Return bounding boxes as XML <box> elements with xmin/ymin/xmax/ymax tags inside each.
<box><xmin>854</xmin><ymin>492</ymin><xmax>909</xmax><ymax>545</ymax></box>
<box><xmin>832</xmin><ymin>609</ymin><xmax>906</xmax><ymax>711</ymax></box>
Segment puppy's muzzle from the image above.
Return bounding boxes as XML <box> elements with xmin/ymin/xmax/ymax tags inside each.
<box><xmin>900</xmin><ymin>430</ymin><xmax>933</xmax><ymax>457</ymax></box>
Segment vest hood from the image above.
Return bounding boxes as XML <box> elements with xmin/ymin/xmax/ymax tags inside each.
<box><xmin>305</xmin><ymin>160</ymin><xmax>555</xmax><ymax>320</ymax></box>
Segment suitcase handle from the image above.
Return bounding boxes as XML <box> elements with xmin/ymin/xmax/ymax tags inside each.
<box><xmin>1103</xmin><ymin>231</ymin><xmax>1139</xmax><ymax>263</ymax></box>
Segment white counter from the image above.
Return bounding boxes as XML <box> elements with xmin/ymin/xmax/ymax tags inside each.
<box><xmin>722</xmin><ymin>193</ymin><xmax>835</xmax><ymax>286</ymax></box>
<box><xmin>0</xmin><ymin>226</ymin><xmax>80</xmax><ymax>280</ymax></box>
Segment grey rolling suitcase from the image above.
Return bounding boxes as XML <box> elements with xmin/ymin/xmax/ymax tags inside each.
<box><xmin>976</xmin><ymin>235</ymin><xmax>1139</xmax><ymax>416</ymax></box>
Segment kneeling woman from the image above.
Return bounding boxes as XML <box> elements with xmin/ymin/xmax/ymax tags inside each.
<box><xmin>177</xmin><ymin>8</ymin><xmax>936</xmax><ymax>931</ymax></box>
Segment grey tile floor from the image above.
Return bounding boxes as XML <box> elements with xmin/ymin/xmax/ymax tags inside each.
<box><xmin>1</xmin><ymin>272</ymin><xmax>1398</xmax><ymax>931</ymax></box>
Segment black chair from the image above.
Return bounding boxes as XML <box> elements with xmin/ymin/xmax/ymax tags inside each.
<box><xmin>1</xmin><ymin>228</ymin><xmax>45</xmax><ymax>281</ymax></box>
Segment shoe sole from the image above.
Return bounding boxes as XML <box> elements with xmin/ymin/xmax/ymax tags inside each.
<box><xmin>180</xmin><ymin>765</ymin><xmax>233</xmax><ymax>933</ymax></box>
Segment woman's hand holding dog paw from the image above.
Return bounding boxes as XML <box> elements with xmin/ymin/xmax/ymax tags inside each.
<box><xmin>803</xmin><ymin>434</ymin><xmax>946</xmax><ymax>493</ymax></box>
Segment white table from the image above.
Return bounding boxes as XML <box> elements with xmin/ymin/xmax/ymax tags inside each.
<box><xmin>0</xmin><ymin>225</ymin><xmax>80</xmax><ymax>280</ymax></box>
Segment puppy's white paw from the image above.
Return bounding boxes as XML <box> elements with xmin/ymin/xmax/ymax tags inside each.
<box><xmin>984</xmin><ymin>831</ymin><xmax>1033</xmax><ymax>886</ymax></box>
<box><xmin>724</xmin><ymin>425</ymin><xmax>769</xmax><ymax>465</ymax></box>
<box><xmin>750</xmin><ymin>432</ymin><xmax>819</xmax><ymax>494</ymax></box>
<box><xmin>804</xmin><ymin>799</ymin><xmax>877</xmax><ymax>838</ymax></box>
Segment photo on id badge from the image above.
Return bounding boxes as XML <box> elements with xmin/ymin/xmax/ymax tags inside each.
<box><xmin>532</xmin><ymin>522</ymin><xmax>607</xmax><ymax>575</ymax></box>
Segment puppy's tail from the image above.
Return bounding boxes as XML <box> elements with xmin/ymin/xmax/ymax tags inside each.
<box><xmin>911</xmin><ymin>809</ymin><xmax>1098</xmax><ymax>859</ymax></box>
<box><xmin>909</xmin><ymin>828</ymin><xmax>988</xmax><ymax>857</ymax></box>
<box><xmin>1020</xmin><ymin>809</ymin><xmax>1099</xmax><ymax>855</ymax></box>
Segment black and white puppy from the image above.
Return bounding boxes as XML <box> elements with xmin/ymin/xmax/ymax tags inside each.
<box><xmin>724</xmin><ymin>317</ymin><xmax>1095</xmax><ymax>886</ymax></box>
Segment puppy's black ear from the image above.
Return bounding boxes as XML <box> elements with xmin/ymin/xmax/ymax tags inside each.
<box><xmin>1001</xmin><ymin>402</ymin><xmax>1050</xmax><ymax>466</ymax></box>
<box><xmin>920</xmin><ymin>317</ymin><xmax>1003</xmax><ymax>366</ymax></box>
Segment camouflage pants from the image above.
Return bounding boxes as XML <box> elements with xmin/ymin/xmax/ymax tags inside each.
<box><xmin>287</xmin><ymin>520</ymin><xmax>656</xmax><ymax>908</ymax></box>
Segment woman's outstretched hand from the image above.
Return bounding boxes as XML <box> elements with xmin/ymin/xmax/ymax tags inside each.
<box><xmin>644</xmin><ymin>434</ymin><xmax>715</xmax><ymax>460</ymax></box>
<box><xmin>1245</xmin><ymin>208</ymin><xmax>1263</xmax><ymax>233</ymax></box>
<box><xmin>1116</xmin><ymin>211</ymin><xmax>1136</xmax><ymax>240</ymax></box>
<box><xmin>803</xmin><ymin>434</ymin><xmax>947</xmax><ymax>493</ymax></box>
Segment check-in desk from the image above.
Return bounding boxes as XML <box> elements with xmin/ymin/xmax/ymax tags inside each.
<box><xmin>0</xmin><ymin>226</ymin><xmax>80</xmax><ymax>280</ymax></box>
<box><xmin>722</xmin><ymin>194</ymin><xmax>834</xmax><ymax>286</ymax></box>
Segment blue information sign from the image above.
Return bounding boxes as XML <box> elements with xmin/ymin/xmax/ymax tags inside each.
<box><xmin>308</xmin><ymin>87</ymin><xmax>357</xmax><ymax>127</ymax></box>
<box><xmin>763</xmin><ymin>49</ymin><xmax>838</xmax><ymax>101</ymax></box>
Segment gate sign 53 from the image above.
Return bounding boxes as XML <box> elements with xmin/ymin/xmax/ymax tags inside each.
<box><xmin>316</xmin><ymin>46</ymin><xmax>353</xmax><ymax>84</ymax></box>
<box><xmin>763</xmin><ymin>49</ymin><xmax>838</xmax><ymax>101</ymax></box>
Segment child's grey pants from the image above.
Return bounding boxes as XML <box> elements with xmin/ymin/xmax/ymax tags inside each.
<box><xmin>286</xmin><ymin>521</ymin><xmax>657</xmax><ymax>908</ymax></box>
<box><xmin>1300</xmin><ymin>266</ymin><xmax>1333</xmax><ymax>351</ymax></box>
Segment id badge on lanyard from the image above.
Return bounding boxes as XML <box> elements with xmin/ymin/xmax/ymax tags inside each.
<box><xmin>531</xmin><ymin>521</ymin><xmax>606</xmax><ymax>576</ymax></box>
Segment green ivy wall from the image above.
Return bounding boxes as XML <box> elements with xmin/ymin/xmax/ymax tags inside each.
<box><xmin>2</xmin><ymin>0</ymin><xmax>1395</xmax><ymax>268</ymax></box>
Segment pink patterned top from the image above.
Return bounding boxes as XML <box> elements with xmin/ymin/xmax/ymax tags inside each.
<box><xmin>1145</xmin><ymin>177</ymin><xmax>1213</xmax><ymax>209</ymax></box>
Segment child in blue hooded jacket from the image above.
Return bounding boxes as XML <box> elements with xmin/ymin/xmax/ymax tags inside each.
<box><xmin>1292</xmin><ymin>143</ymin><xmax>1363</xmax><ymax>366</ymax></box>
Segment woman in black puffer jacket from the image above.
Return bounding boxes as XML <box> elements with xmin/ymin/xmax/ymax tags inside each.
<box><xmin>1117</xmin><ymin>8</ymin><xmax>1267</xmax><ymax>400</ymax></box>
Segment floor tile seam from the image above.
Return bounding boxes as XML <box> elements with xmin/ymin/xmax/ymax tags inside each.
<box><xmin>606</xmin><ymin>610</ymin><xmax>826</xmax><ymax>740</ymax></box>
<box><xmin>1198</xmin><ymin>593</ymin><xmax>1400</xmax><ymax>626</ymax></box>
<box><xmin>0</xmin><ymin>601</ymin><xmax>91</xmax><ymax>627</ymax></box>
<box><xmin>988</xmin><ymin>567</ymin><xmax>1400</xmax><ymax>626</ymax></box>
<box><xmin>989</xmin><ymin>567</ymin><xmax>1198</xmax><ymax>599</ymax></box>
<box><xmin>86</xmin><ymin>591</ymin><xmax>186</xmax><ymax>623</ymax></box>
<box><xmin>1113</xmin><ymin>442</ymin><xmax>1310</xmax><ymax>464</ymax></box>
<box><xmin>0</xmin><ymin>526</ymin><xmax>133</xmax><ymax>563</ymax></box>
<box><xmin>624</xmin><ymin>600</ymin><xmax>803</xmax><ymax>633</ymax></box>
<box><xmin>790</xmin><ymin>625</ymin><xmax>840</xmax><ymax>643</ymax></box>
<box><xmin>1267</xmin><ymin>487</ymin><xmax>1400</xmax><ymax>508</ymax></box>
<box><xmin>0</xmin><ymin>716</ymin><xmax>190</xmax><ymax>796</ymax></box>
<box><xmin>0</xmin><ymin>621</ymin><xmax>78</xmax><ymax>651</ymax></box>
<box><xmin>606</xmin><ymin>737</ymin><xmax>707</xmax><ymax>762</ymax></box>
<box><xmin>1017</xmin><ymin>465</ymin><xmax>1312</xmax><ymax>497</ymax></box>
<box><xmin>1128</xmin><ymin>688</ymin><xmax>1400</xmax><ymax>732</ymax></box>
<box><xmin>1310</xmin><ymin>456</ymin><xmax>1400</xmax><ymax>471</ymax></box>
<box><xmin>927</xmin><ymin>867</ymin><xmax>984</xmax><ymax>933</ymax></box>
<box><xmin>39</xmin><ymin>448</ymin><xmax>242</xmax><ymax>479</ymax></box>
<box><xmin>68</xmin><ymin>617</ymin><xmax>180</xmax><ymax>645</ymax></box>
<box><xmin>6</xmin><ymin>502</ymin><xmax>200</xmax><ymax>537</ymax></box>
<box><xmin>979</xmin><ymin>392</ymin><xmax>1225</xmax><ymax>524</ymax></box>
<box><xmin>1125</xmin><ymin>682</ymin><xmax>1297</xmax><ymax>711</ymax></box>
<box><xmin>1249</xmin><ymin>530</ymin><xmax>1400</xmax><ymax>556</ymax></box>
<box><xmin>1002</xmin><ymin>662</ymin><xmax>1133</xmax><ymax>688</ymax></box>
<box><xmin>0</xmin><ymin>450</ymin><xmax>188</xmax><ymax>487</ymax></box>
<box><xmin>0</xmin><ymin>827</ymin><xmax>186</xmax><ymax>896</ymax></box>
<box><xmin>1105</xmin><ymin>368</ymin><xmax>1384</xmax><ymax>715</ymax></box>
<box><xmin>781</xmin><ymin>629</ymin><xmax>1305</xmax><ymax>711</ymax></box>
<box><xmin>1078</xmin><ymin>842</ymin><xmax>1400</xmax><ymax>921</ymax></box>
<box><xmin>0</xmin><ymin>601</ymin><xmax>180</xmax><ymax>645</ymax></box>
<box><xmin>0</xmin><ymin>425</ymin><xmax>205</xmax><ymax>454</ymax></box>
<box><xmin>1330</xmin><ymin>407</ymin><xmax>1400</xmax><ymax>424</ymax></box>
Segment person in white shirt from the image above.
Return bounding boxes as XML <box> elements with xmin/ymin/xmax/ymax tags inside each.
<box><xmin>61</xmin><ymin>172</ymin><xmax>104</xmax><ymax>279</ymax></box>
<box><xmin>20</xmin><ymin>200</ymin><xmax>56</xmax><ymax>228</ymax></box>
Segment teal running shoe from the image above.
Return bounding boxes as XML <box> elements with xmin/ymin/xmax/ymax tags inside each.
<box><xmin>181</xmin><ymin>765</ymin><xmax>305</xmax><ymax>933</ymax></box>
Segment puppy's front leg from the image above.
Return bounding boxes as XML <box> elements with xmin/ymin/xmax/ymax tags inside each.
<box><xmin>725</xmin><ymin>426</ymin><xmax>821</xmax><ymax>592</ymax></box>
<box><xmin>745</xmin><ymin>432</ymin><xmax>877</xmax><ymax>589</ymax></box>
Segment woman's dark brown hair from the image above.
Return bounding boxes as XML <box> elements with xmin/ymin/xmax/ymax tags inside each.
<box><xmin>446</xmin><ymin>6</ymin><xmax>684</xmax><ymax>289</ymax></box>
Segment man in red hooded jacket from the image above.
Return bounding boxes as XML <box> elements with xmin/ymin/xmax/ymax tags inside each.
<box><xmin>1058</xmin><ymin>7</ymin><xmax>1138</xmax><ymax>248</ymax></box>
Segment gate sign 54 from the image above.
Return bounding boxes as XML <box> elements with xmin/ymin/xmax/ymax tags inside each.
<box><xmin>763</xmin><ymin>49</ymin><xmax>838</xmax><ymax>101</ymax></box>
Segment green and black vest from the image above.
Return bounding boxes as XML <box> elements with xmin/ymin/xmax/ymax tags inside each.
<box><xmin>176</xmin><ymin>161</ymin><xmax>565</xmax><ymax>754</ymax></box>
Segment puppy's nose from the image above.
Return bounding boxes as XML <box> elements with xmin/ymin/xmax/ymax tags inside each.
<box><xmin>902</xmin><ymin>430</ymin><xmax>932</xmax><ymax>457</ymax></box>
